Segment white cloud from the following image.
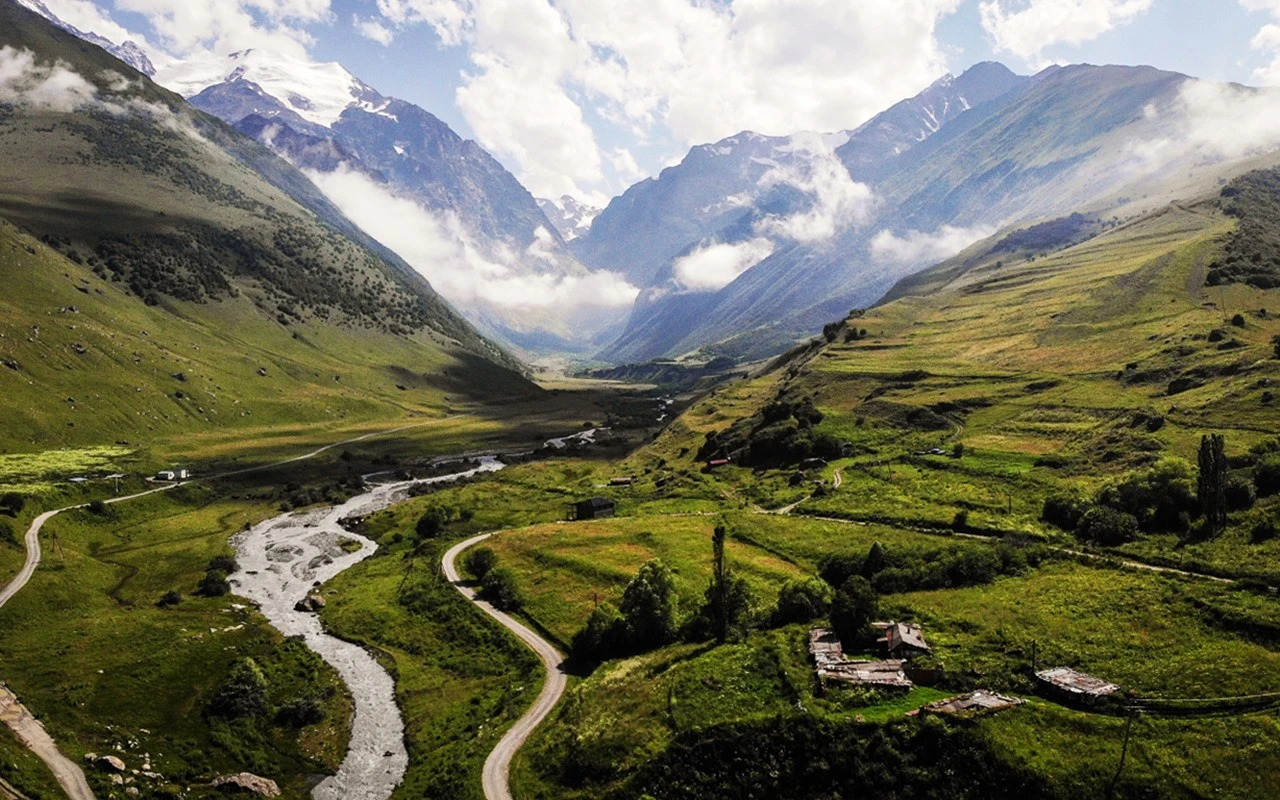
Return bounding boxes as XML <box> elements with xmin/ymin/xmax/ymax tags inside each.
<box><xmin>354</xmin><ymin>15</ymin><xmax>394</xmax><ymax>46</ymax></box>
<box><xmin>379</xmin><ymin>0</ymin><xmax>961</xmax><ymax>200</ymax></box>
<box><xmin>1251</xmin><ymin>23</ymin><xmax>1280</xmax><ymax>85</ymax></box>
<box><xmin>979</xmin><ymin>0</ymin><xmax>1152</xmax><ymax>63</ymax></box>
<box><xmin>755</xmin><ymin>134</ymin><xmax>876</xmax><ymax>244</ymax></box>
<box><xmin>1242</xmin><ymin>0</ymin><xmax>1280</xmax><ymax>15</ymax></box>
<box><xmin>114</xmin><ymin>0</ymin><xmax>331</xmax><ymax>62</ymax></box>
<box><xmin>673</xmin><ymin>237</ymin><xmax>775</xmax><ymax>292</ymax></box>
<box><xmin>871</xmin><ymin>224</ymin><xmax>997</xmax><ymax>266</ymax></box>
<box><xmin>305</xmin><ymin>166</ymin><xmax>638</xmax><ymax>313</ymax></box>
<box><xmin>0</xmin><ymin>46</ymin><xmax>99</xmax><ymax>112</ymax></box>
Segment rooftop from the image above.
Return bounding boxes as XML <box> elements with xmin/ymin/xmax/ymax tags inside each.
<box><xmin>1036</xmin><ymin>667</ymin><xmax>1120</xmax><ymax>697</ymax></box>
<box><xmin>914</xmin><ymin>690</ymin><xmax>1024</xmax><ymax>717</ymax></box>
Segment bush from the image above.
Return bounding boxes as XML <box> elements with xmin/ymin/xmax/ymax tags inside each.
<box><xmin>1273</xmin><ymin>335</ymin><xmax>1280</xmax><ymax>359</ymax></box>
<box><xmin>1231</xmin><ymin>313</ymin><xmax>1247</xmax><ymax>328</ymax></box>
<box><xmin>1251</xmin><ymin>515</ymin><xmax>1278</xmax><ymax>543</ymax></box>
<box><xmin>0</xmin><ymin>520</ymin><xmax>16</xmax><ymax>548</ymax></box>
<box><xmin>209</xmin><ymin>658</ymin><xmax>269</xmax><ymax>719</ymax></box>
<box><xmin>416</xmin><ymin>507</ymin><xmax>448</xmax><ymax>539</ymax></box>
<box><xmin>0</xmin><ymin>492</ymin><xmax>24</xmax><ymax>516</ymax></box>
<box><xmin>156</xmin><ymin>590</ymin><xmax>182</xmax><ymax>608</ymax></box>
<box><xmin>772</xmin><ymin>577</ymin><xmax>832</xmax><ymax>625</ymax></box>
<box><xmin>207</xmin><ymin>554</ymin><xmax>239</xmax><ymax>574</ymax></box>
<box><xmin>1041</xmin><ymin>493</ymin><xmax>1086</xmax><ymax>531</ymax></box>
<box><xmin>276</xmin><ymin>696</ymin><xmax>326</xmax><ymax>727</ymax></box>
<box><xmin>570</xmin><ymin>602</ymin><xmax>626</xmax><ymax>664</ymax></box>
<box><xmin>463</xmin><ymin>546</ymin><xmax>498</xmax><ymax>581</ymax></box>
<box><xmin>1256</xmin><ymin>456</ymin><xmax>1280</xmax><ymax>496</ymax></box>
<box><xmin>1226</xmin><ymin>474</ymin><xmax>1257</xmax><ymax>511</ymax></box>
<box><xmin>87</xmin><ymin>499</ymin><xmax>108</xmax><ymax>515</ymax></box>
<box><xmin>197</xmin><ymin>569</ymin><xmax>231</xmax><ymax>597</ymax></box>
<box><xmin>480</xmin><ymin>567</ymin><xmax>524</xmax><ymax>611</ymax></box>
<box><xmin>1097</xmin><ymin>458</ymin><xmax>1197</xmax><ymax>531</ymax></box>
<box><xmin>1076</xmin><ymin>506</ymin><xmax>1140</xmax><ymax>546</ymax></box>
<box><xmin>951</xmin><ymin>510</ymin><xmax>969</xmax><ymax>532</ymax></box>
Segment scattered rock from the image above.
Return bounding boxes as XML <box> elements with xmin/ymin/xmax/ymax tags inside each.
<box><xmin>257</xmin><ymin>367</ymin><xmax>268</xmax><ymax>377</ymax></box>
<box><xmin>293</xmin><ymin>594</ymin><xmax>326</xmax><ymax>613</ymax></box>
<box><xmin>96</xmin><ymin>755</ymin><xmax>126</xmax><ymax>772</ymax></box>
<box><xmin>212</xmin><ymin>772</ymin><xmax>281</xmax><ymax>797</ymax></box>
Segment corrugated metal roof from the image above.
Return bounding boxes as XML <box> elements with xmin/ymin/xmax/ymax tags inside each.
<box><xmin>1036</xmin><ymin>667</ymin><xmax>1120</xmax><ymax>696</ymax></box>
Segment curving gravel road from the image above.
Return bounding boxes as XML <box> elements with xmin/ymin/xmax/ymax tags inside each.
<box><xmin>0</xmin><ymin>418</ymin><xmax>456</xmax><ymax>800</ymax></box>
<box><xmin>441</xmin><ymin>533</ymin><xmax>567</xmax><ymax>800</ymax></box>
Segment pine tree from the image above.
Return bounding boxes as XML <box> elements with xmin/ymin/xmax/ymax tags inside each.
<box><xmin>1198</xmin><ymin>434</ymin><xmax>1228</xmax><ymax>536</ymax></box>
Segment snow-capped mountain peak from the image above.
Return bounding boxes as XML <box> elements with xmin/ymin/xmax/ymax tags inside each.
<box><xmin>537</xmin><ymin>195</ymin><xmax>601</xmax><ymax>242</ymax></box>
<box><xmin>157</xmin><ymin>49</ymin><xmax>375</xmax><ymax>127</ymax></box>
<box><xmin>16</xmin><ymin>0</ymin><xmax>155</xmax><ymax>76</ymax></box>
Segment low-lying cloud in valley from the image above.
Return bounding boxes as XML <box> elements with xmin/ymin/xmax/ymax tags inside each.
<box><xmin>755</xmin><ymin>134</ymin><xmax>876</xmax><ymax>244</ymax></box>
<box><xmin>871</xmin><ymin>224</ymin><xmax>997</xmax><ymax>267</ymax></box>
<box><xmin>673</xmin><ymin>237</ymin><xmax>776</xmax><ymax>292</ymax></box>
<box><xmin>305</xmin><ymin>165</ymin><xmax>639</xmax><ymax>316</ymax></box>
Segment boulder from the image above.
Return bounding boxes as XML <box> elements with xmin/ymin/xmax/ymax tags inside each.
<box><xmin>293</xmin><ymin>594</ymin><xmax>326</xmax><ymax>613</ymax></box>
<box><xmin>212</xmin><ymin>773</ymin><xmax>281</xmax><ymax>797</ymax></box>
<box><xmin>96</xmin><ymin>755</ymin><xmax>126</xmax><ymax>772</ymax></box>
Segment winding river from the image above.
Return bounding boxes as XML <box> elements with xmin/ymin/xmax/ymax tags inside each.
<box><xmin>230</xmin><ymin>456</ymin><xmax>505</xmax><ymax>800</ymax></box>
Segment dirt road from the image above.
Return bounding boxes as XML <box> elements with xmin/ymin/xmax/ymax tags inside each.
<box><xmin>442</xmin><ymin>533</ymin><xmax>567</xmax><ymax>800</ymax></box>
<box><xmin>0</xmin><ymin>418</ymin><xmax>454</xmax><ymax>800</ymax></box>
<box><xmin>0</xmin><ymin>688</ymin><xmax>92</xmax><ymax>800</ymax></box>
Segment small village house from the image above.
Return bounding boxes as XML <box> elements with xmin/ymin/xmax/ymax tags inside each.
<box><xmin>570</xmin><ymin>497</ymin><xmax>616</xmax><ymax>521</ymax></box>
<box><xmin>884</xmin><ymin>622</ymin><xmax>930</xmax><ymax>659</ymax></box>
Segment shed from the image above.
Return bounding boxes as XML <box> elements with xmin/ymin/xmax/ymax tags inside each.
<box><xmin>884</xmin><ymin>622</ymin><xmax>930</xmax><ymax>659</ymax></box>
<box><xmin>1036</xmin><ymin>667</ymin><xmax>1120</xmax><ymax>705</ymax></box>
<box><xmin>609</xmin><ymin>476</ymin><xmax>635</xmax><ymax>487</ymax></box>
<box><xmin>799</xmin><ymin>457</ymin><xmax>827</xmax><ymax>471</ymax></box>
<box><xmin>707</xmin><ymin>458</ymin><xmax>731</xmax><ymax>469</ymax></box>
<box><xmin>912</xmin><ymin>690</ymin><xmax>1023</xmax><ymax>718</ymax></box>
<box><xmin>571</xmin><ymin>497</ymin><xmax>616</xmax><ymax>521</ymax></box>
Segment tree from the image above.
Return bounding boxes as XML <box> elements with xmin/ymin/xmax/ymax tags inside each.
<box><xmin>830</xmin><ymin>576</ymin><xmax>878</xmax><ymax>646</ymax></box>
<box><xmin>1226</xmin><ymin>474</ymin><xmax>1257</xmax><ymax>511</ymax></box>
<box><xmin>570</xmin><ymin>602</ymin><xmax>625</xmax><ymax>663</ymax></box>
<box><xmin>862</xmin><ymin>542</ymin><xmax>888</xmax><ymax>578</ymax></box>
<box><xmin>0</xmin><ymin>520</ymin><xmax>16</xmax><ymax>548</ymax></box>
<box><xmin>620</xmin><ymin>559</ymin><xmax>679</xmax><ymax>649</ymax></box>
<box><xmin>209</xmin><ymin>658</ymin><xmax>269</xmax><ymax>719</ymax></box>
<box><xmin>773</xmin><ymin>577</ymin><xmax>832</xmax><ymax>625</ymax></box>
<box><xmin>1198</xmin><ymin>434</ymin><xmax>1229</xmax><ymax>536</ymax></box>
<box><xmin>463</xmin><ymin>547</ymin><xmax>498</xmax><ymax>581</ymax></box>
<box><xmin>951</xmin><ymin>443</ymin><xmax>966</xmax><ymax>459</ymax></box>
<box><xmin>480</xmin><ymin>567</ymin><xmax>523</xmax><ymax>611</ymax></box>
<box><xmin>1076</xmin><ymin>506</ymin><xmax>1140</xmax><ymax>546</ymax></box>
<box><xmin>415</xmin><ymin>506</ymin><xmax>448</xmax><ymax>540</ymax></box>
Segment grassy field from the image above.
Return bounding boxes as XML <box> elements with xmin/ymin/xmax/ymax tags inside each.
<box><xmin>0</xmin><ymin>484</ymin><xmax>355</xmax><ymax>798</ymax></box>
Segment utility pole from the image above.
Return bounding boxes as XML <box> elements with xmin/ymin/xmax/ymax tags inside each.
<box><xmin>1107</xmin><ymin>712</ymin><xmax>1137</xmax><ymax>800</ymax></box>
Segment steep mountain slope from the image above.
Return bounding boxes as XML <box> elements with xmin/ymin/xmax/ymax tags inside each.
<box><xmin>594</xmin><ymin>62</ymin><xmax>1279</xmax><ymax>364</ymax></box>
<box><xmin>15</xmin><ymin>0</ymin><xmax>154</xmax><ymax>75</ymax></box>
<box><xmin>172</xmin><ymin>49</ymin><xmax>613</xmax><ymax>351</ymax></box>
<box><xmin>0</xmin><ymin>1</ymin><xmax>537</xmax><ymax>450</ymax></box>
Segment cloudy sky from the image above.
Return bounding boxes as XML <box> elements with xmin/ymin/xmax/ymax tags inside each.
<box><xmin>36</xmin><ymin>0</ymin><xmax>1280</xmax><ymax>203</ymax></box>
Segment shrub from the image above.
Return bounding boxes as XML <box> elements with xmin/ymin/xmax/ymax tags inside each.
<box><xmin>209</xmin><ymin>658</ymin><xmax>269</xmax><ymax>719</ymax></box>
<box><xmin>1273</xmin><ymin>335</ymin><xmax>1280</xmax><ymax>359</ymax></box>
<box><xmin>415</xmin><ymin>507</ymin><xmax>448</xmax><ymax>539</ymax></box>
<box><xmin>951</xmin><ymin>510</ymin><xmax>969</xmax><ymax>532</ymax></box>
<box><xmin>1231</xmin><ymin>313</ymin><xmax>1247</xmax><ymax>328</ymax></box>
<box><xmin>87</xmin><ymin>499</ymin><xmax>108</xmax><ymax>515</ymax></box>
<box><xmin>0</xmin><ymin>520</ymin><xmax>16</xmax><ymax>548</ymax></box>
<box><xmin>276</xmin><ymin>696</ymin><xmax>326</xmax><ymax>727</ymax></box>
<box><xmin>156</xmin><ymin>590</ymin><xmax>182</xmax><ymax>607</ymax></box>
<box><xmin>1076</xmin><ymin>506</ymin><xmax>1140</xmax><ymax>546</ymax></box>
<box><xmin>480</xmin><ymin>567</ymin><xmax>524</xmax><ymax>611</ymax></box>
<box><xmin>1097</xmin><ymin>458</ymin><xmax>1197</xmax><ymax>531</ymax></box>
<box><xmin>1042</xmin><ymin>493</ymin><xmax>1086</xmax><ymax>531</ymax></box>
<box><xmin>0</xmin><ymin>492</ymin><xmax>24</xmax><ymax>516</ymax></box>
<box><xmin>197</xmin><ymin>569</ymin><xmax>230</xmax><ymax>597</ymax></box>
<box><xmin>773</xmin><ymin>577</ymin><xmax>833</xmax><ymax>625</ymax></box>
<box><xmin>207</xmin><ymin>554</ymin><xmax>239</xmax><ymax>574</ymax></box>
<box><xmin>1251</xmin><ymin>515</ymin><xmax>1278</xmax><ymax>543</ymax></box>
<box><xmin>463</xmin><ymin>546</ymin><xmax>498</xmax><ymax>581</ymax></box>
<box><xmin>1226</xmin><ymin>474</ymin><xmax>1257</xmax><ymax>511</ymax></box>
<box><xmin>1256</xmin><ymin>456</ymin><xmax>1280</xmax><ymax>497</ymax></box>
<box><xmin>951</xmin><ymin>443</ymin><xmax>966</xmax><ymax>459</ymax></box>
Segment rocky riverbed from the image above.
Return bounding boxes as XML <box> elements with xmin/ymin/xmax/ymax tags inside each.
<box><xmin>230</xmin><ymin>456</ymin><xmax>504</xmax><ymax>800</ymax></box>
